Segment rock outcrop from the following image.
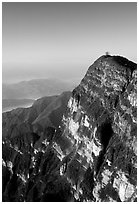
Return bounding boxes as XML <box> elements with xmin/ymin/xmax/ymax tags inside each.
<box><xmin>2</xmin><ymin>55</ymin><xmax>137</xmax><ymax>202</ymax></box>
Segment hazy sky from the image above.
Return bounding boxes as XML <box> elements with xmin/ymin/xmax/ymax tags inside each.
<box><xmin>2</xmin><ymin>2</ymin><xmax>137</xmax><ymax>83</ymax></box>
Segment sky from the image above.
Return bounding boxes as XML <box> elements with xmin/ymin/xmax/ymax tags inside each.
<box><xmin>2</xmin><ymin>2</ymin><xmax>137</xmax><ymax>84</ymax></box>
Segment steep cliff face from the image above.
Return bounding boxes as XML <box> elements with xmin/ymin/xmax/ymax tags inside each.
<box><xmin>2</xmin><ymin>55</ymin><xmax>137</xmax><ymax>202</ymax></box>
<box><xmin>59</xmin><ymin>55</ymin><xmax>137</xmax><ymax>201</ymax></box>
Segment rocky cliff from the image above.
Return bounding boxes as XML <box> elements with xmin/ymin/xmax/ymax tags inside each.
<box><xmin>2</xmin><ymin>55</ymin><xmax>137</xmax><ymax>202</ymax></box>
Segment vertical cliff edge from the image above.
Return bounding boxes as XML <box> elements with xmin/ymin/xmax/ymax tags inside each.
<box><xmin>58</xmin><ymin>55</ymin><xmax>137</xmax><ymax>201</ymax></box>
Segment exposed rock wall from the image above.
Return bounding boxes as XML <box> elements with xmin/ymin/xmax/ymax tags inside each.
<box><xmin>2</xmin><ymin>55</ymin><xmax>137</xmax><ymax>202</ymax></box>
<box><xmin>55</xmin><ymin>55</ymin><xmax>137</xmax><ymax>201</ymax></box>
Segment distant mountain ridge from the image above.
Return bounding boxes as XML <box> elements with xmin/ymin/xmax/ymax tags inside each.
<box><xmin>2</xmin><ymin>99</ymin><xmax>35</xmax><ymax>112</ymax></box>
<box><xmin>3</xmin><ymin>78</ymin><xmax>77</xmax><ymax>99</ymax></box>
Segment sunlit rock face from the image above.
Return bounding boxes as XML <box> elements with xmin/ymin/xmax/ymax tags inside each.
<box><xmin>2</xmin><ymin>55</ymin><xmax>137</xmax><ymax>202</ymax></box>
<box><xmin>57</xmin><ymin>55</ymin><xmax>137</xmax><ymax>201</ymax></box>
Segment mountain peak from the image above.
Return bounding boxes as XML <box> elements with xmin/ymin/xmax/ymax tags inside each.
<box><xmin>2</xmin><ymin>55</ymin><xmax>137</xmax><ymax>202</ymax></box>
<box><xmin>60</xmin><ymin>55</ymin><xmax>137</xmax><ymax>201</ymax></box>
<box><xmin>73</xmin><ymin>55</ymin><xmax>137</xmax><ymax>105</ymax></box>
